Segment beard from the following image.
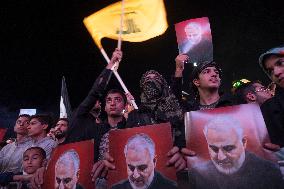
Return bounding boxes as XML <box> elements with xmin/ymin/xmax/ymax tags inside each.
<box><xmin>54</xmin><ymin>130</ymin><xmax>66</xmax><ymax>139</ymax></box>
<box><xmin>212</xmin><ymin>151</ymin><xmax>245</xmax><ymax>175</ymax></box>
<box><xmin>128</xmin><ymin>171</ymin><xmax>154</xmax><ymax>189</ymax></box>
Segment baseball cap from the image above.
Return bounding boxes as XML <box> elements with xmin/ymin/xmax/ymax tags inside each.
<box><xmin>189</xmin><ymin>61</ymin><xmax>222</xmax><ymax>94</ymax></box>
<box><xmin>259</xmin><ymin>45</ymin><xmax>284</xmax><ymax>78</ymax></box>
<box><xmin>191</xmin><ymin>61</ymin><xmax>222</xmax><ymax>80</ymax></box>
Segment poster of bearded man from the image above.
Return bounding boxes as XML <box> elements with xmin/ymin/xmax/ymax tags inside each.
<box><xmin>184</xmin><ymin>104</ymin><xmax>283</xmax><ymax>189</ymax></box>
<box><xmin>43</xmin><ymin>140</ymin><xmax>94</xmax><ymax>189</ymax></box>
<box><xmin>108</xmin><ymin>123</ymin><xmax>178</xmax><ymax>189</ymax></box>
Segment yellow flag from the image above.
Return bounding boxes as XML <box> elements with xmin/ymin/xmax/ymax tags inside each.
<box><xmin>83</xmin><ymin>0</ymin><xmax>168</xmax><ymax>48</ymax></box>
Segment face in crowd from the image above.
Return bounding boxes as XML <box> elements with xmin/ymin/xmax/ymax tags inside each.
<box><xmin>14</xmin><ymin>115</ymin><xmax>30</xmax><ymax>136</ymax></box>
<box><xmin>184</xmin><ymin>23</ymin><xmax>202</xmax><ymax>45</ymax></box>
<box><xmin>27</xmin><ymin>118</ymin><xmax>48</xmax><ymax>138</ymax></box>
<box><xmin>251</xmin><ymin>82</ymin><xmax>273</xmax><ymax>104</ymax></box>
<box><xmin>104</xmin><ymin>92</ymin><xmax>126</xmax><ymax>117</ymax></box>
<box><xmin>263</xmin><ymin>55</ymin><xmax>284</xmax><ymax>88</ymax></box>
<box><xmin>194</xmin><ymin>66</ymin><xmax>221</xmax><ymax>90</ymax></box>
<box><xmin>55</xmin><ymin>150</ymin><xmax>80</xmax><ymax>189</ymax></box>
<box><xmin>140</xmin><ymin>70</ymin><xmax>167</xmax><ymax>101</ymax></box>
<box><xmin>54</xmin><ymin>119</ymin><xmax>68</xmax><ymax>139</ymax></box>
<box><xmin>204</xmin><ymin>117</ymin><xmax>246</xmax><ymax>175</ymax></box>
<box><xmin>124</xmin><ymin>134</ymin><xmax>156</xmax><ymax>189</ymax></box>
<box><xmin>22</xmin><ymin>147</ymin><xmax>46</xmax><ymax>174</ymax></box>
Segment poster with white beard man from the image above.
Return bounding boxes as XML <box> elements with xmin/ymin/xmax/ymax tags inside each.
<box><xmin>184</xmin><ymin>104</ymin><xmax>284</xmax><ymax>189</ymax></box>
<box><xmin>108</xmin><ymin>123</ymin><xmax>178</xmax><ymax>189</ymax></box>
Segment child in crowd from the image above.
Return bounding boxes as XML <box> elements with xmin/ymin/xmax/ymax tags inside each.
<box><xmin>0</xmin><ymin>147</ymin><xmax>47</xmax><ymax>189</ymax></box>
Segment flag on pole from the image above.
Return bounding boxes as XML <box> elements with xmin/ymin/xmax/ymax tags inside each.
<box><xmin>60</xmin><ymin>76</ymin><xmax>72</xmax><ymax>119</ymax></box>
<box><xmin>83</xmin><ymin>0</ymin><xmax>168</xmax><ymax>49</ymax></box>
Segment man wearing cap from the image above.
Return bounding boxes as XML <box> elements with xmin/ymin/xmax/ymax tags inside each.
<box><xmin>258</xmin><ymin>45</ymin><xmax>284</xmax><ymax>147</ymax></box>
<box><xmin>174</xmin><ymin>55</ymin><xmax>239</xmax><ymax>111</ymax></box>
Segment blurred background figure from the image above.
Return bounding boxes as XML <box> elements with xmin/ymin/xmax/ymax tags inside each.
<box><xmin>48</xmin><ymin>118</ymin><xmax>69</xmax><ymax>144</ymax></box>
<box><xmin>232</xmin><ymin>79</ymin><xmax>273</xmax><ymax>105</ymax></box>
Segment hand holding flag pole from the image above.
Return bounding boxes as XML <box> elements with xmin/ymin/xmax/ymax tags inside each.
<box><xmin>83</xmin><ymin>0</ymin><xmax>168</xmax><ymax>110</ymax></box>
<box><xmin>100</xmin><ymin>48</ymin><xmax>139</xmax><ymax>109</ymax></box>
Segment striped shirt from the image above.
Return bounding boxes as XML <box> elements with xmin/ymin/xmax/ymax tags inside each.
<box><xmin>0</xmin><ymin>137</ymin><xmax>33</xmax><ymax>173</ymax></box>
<box><xmin>31</xmin><ymin>136</ymin><xmax>58</xmax><ymax>160</ymax></box>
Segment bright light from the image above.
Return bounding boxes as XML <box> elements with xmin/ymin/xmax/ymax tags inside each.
<box><xmin>19</xmin><ymin>109</ymin><xmax>36</xmax><ymax>116</ymax></box>
<box><xmin>193</xmin><ymin>62</ymin><xmax>197</xmax><ymax>67</ymax></box>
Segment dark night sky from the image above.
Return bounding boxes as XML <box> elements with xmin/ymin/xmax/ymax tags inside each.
<box><xmin>1</xmin><ymin>0</ymin><xmax>284</xmax><ymax>133</ymax></box>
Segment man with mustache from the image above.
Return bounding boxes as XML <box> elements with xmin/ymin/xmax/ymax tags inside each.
<box><xmin>54</xmin><ymin>118</ymin><xmax>69</xmax><ymax>144</ymax></box>
<box><xmin>188</xmin><ymin>116</ymin><xmax>283</xmax><ymax>189</ymax></box>
<box><xmin>111</xmin><ymin>133</ymin><xmax>177</xmax><ymax>189</ymax></box>
<box><xmin>55</xmin><ymin>150</ymin><xmax>84</xmax><ymax>189</ymax></box>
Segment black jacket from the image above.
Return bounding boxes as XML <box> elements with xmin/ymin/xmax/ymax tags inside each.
<box><xmin>188</xmin><ymin>151</ymin><xmax>283</xmax><ymax>189</ymax></box>
<box><xmin>171</xmin><ymin>77</ymin><xmax>241</xmax><ymax>112</ymax></box>
<box><xmin>111</xmin><ymin>171</ymin><xmax>178</xmax><ymax>189</ymax></box>
<box><xmin>261</xmin><ymin>86</ymin><xmax>284</xmax><ymax>147</ymax></box>
<box><xmin>65</xmin><ymin>69</ymin><xmax>114</xmax><ymax>161</ymax></box>
<box><xmin>126</xmin><ymin>108</ymin><xmax>185</xmax><ymax>148</ymax></box>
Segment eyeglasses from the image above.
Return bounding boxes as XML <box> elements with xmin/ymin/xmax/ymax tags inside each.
<box><xmin>254</xmin><ymin>87</ymin><xmax>270</xmax><ymax>93</ymax></box>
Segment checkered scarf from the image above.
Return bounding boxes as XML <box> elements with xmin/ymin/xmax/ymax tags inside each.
<box><xmin>140</xmin><ymin>70</ymin><xmax>183</xmax><ymax>122</ymax></box>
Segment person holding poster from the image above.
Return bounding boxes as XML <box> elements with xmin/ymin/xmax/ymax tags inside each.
<box><xmin>0</xmin><ymin>147</ymin><xmax>47</xmax><ymax>188</ymax></box>
<box><xmin>174</xmin><ymin>58</ymin><xmax>239</xmax><ymax>111</ymax></box>
<box><xmin>188</xmin><ymin>116</ymin><xmax>283</xmax><ymax>189</ymax></box>
<box><xmin>91</xmin><ymin>68</ymin><xmax>185</xmax><ymax>187</ymax></box>
<box><xmin>126</xmin><ymin>70</ymin><xmax>185</xmax><ymax>147</ymax></box>
<box><xmin>111</xmin><ymin>133</ymin><xmax>177</xmax><ymax>189</ymax></box>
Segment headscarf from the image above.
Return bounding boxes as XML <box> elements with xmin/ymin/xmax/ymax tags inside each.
<box><xmin>139</xmin><ymin>70</ymin><xmax>183</xmax><ymax>122</ymax></box>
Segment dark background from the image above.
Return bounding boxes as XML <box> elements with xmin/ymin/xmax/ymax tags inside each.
<box><xmin>1</xmin><ymin>0</ymin><xmax>283</xmax><ymax>136</ymax></box>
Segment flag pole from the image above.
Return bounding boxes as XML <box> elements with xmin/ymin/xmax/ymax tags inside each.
<box><xmin>100</xmin><ymin>48</ymin><xmax>138</xmax><ymax>109</ymax></box>
<box><xmin>117</xmin><ymin>0</ymin><xmax>125</xmax><ymax>50</ymax></box>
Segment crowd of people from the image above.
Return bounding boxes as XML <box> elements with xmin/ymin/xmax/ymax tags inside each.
<box><xmin>0</xmin><ymin>44</ymin><xmax>284</xmax><ymax>189</ymax></box>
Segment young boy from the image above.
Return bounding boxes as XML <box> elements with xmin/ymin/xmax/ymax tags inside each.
<box><xmin>0</xmin><ymin>147</ymin><xmax>47</xmax><ymax>188</ymax></box>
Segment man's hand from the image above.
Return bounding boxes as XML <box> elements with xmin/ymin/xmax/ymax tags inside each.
<box><xmin>91</xmin><ymin>153</ymin><xmax>115</xmax><ymax>182</ymax></box>
<box><xmin>30</xmin><ymin>167</ymin><xmax>45</xmax><ymax>189</ymax></box>
<box><xmin>264</xmin><ymin>142</ymin><xmax>281</xmax><ymax>151</ymax></box>
<box><xmin>13</xmin><ymin>174</ymin><xmax>33</xmax><ymax>182</ymax></box>
<box><xmin>106</xmin><ymin>48</ymin><xmax>123</xmax><ymax>70</ymax></box>
<box><xmin>181</xmin><ymin>147</ymin><xmax>196</xmax><ymax>157</ymax></box>
<box><xmin>175</xmin><ymin>54</ymin><xmax>189</xmax><ymax>77</ymax></box>
<box><xmin>124</xmin><ymin>93</ymin><xmax>135</xmax><ymax>117</ymax></box>
<box><xmin>180</xmin><ymin>147</ymin><xmax>197</xmax><ymax>169</ymax></box>
<box><xmin>166</xmin><ymin>146</ymin><xmax>186</xmax><ymax>172</ymax></box>
<box><xmin>125</xmin><ymin>93</ymin><xmax>134</xmax><ymax>104</ymax></box>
